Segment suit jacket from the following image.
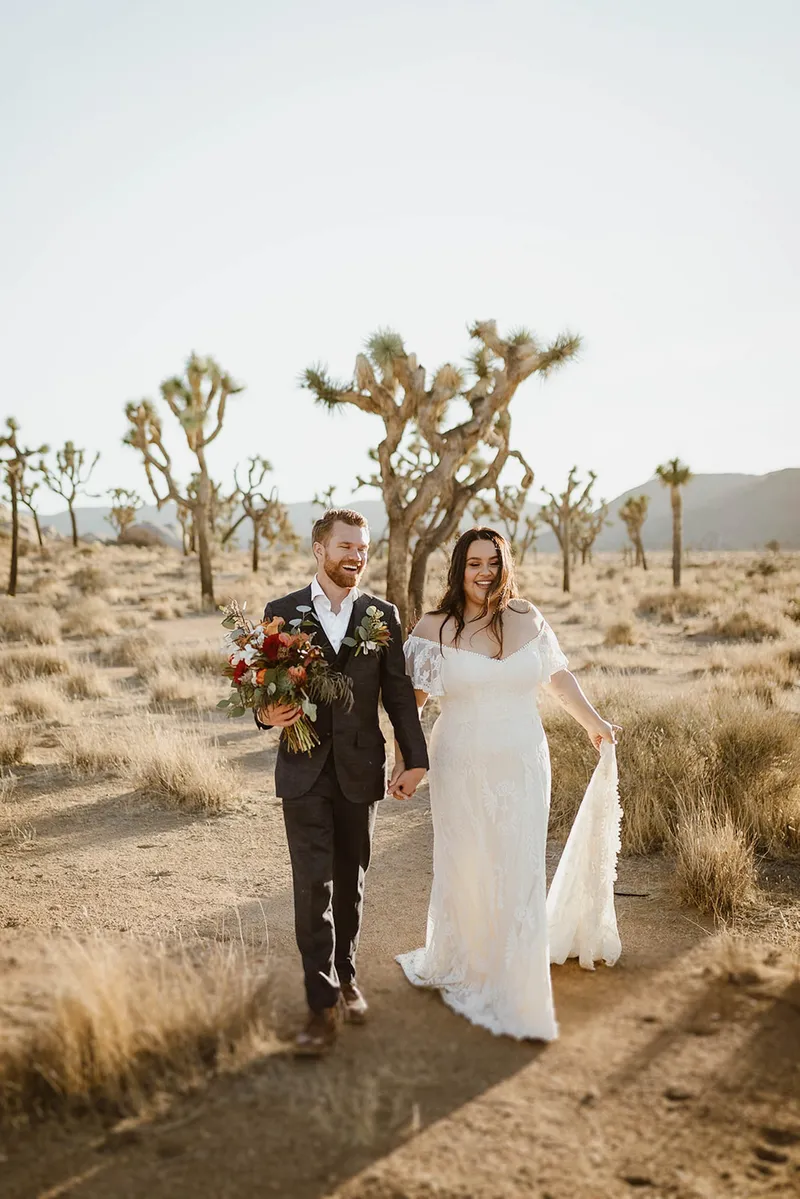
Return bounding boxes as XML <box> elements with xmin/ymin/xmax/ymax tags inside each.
<box><xmin>254</xmin><ymin>584</ymin><xmax>429</xmax><ymax>803</ymax></box>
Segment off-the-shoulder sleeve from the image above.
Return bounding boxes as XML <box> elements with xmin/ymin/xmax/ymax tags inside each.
<box><xmin>403</xmin><ymin>636</ymin><xmax>445</xmax><ymax>697</ymax></box>
<box><xmin>538</xmin><ymin>619</ymin><xmax>569</xmax><ymax>684</ymax></box>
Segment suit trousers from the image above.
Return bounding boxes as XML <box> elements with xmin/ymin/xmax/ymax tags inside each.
<box><xmin>282</xmin><ymin>753</ymin><xmax>377</xmax><ymax>1011</ymax></box>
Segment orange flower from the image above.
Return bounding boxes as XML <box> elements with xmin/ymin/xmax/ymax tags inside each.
<box><xmin>288</xmin><ymin>666</ymin><xmax>307</xmax><ymax>685</ymax></box>
<box><xmin>262</xmin><ymin>615</ymin><xmax>284</xmax><ymax>636</ymax></box>
<box><xmin>278</xmin><ymin>632</ymin><xmax>292</xmax><ymax>646</ymax></box>
<box><xmin>255</xmin><ymin>668</ymin><xmax>267</xmax><ymax>685</ymax></box>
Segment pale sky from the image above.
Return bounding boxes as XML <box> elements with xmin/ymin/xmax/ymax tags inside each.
<box><xmin>2</xmin><ymin>0</ymin><xmax>798</xmax><ymax>511</ymax></box>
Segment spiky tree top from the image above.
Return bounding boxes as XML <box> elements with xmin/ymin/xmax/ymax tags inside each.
<box><xmin>43</xmin><ymin>440</ymin><xmax>100</xmax><ymax>503</ymax></box>
<box><xmin>619</xmin><ymin>494</ymin><xmax>649</xmax><ymax>533</ymax></box>
<box><xmin>656</xmin><ymin>458</ymin><xmax>692</xmax><ymax>489</ymax></box>
<box><xmin>124</xmin><ymin>353</ymin><xmax>243</xmax><ymax>507</ymax></box>
<box><xmin>0</xmin><ymin>418</ymin><xmax>49</xmax><ymax>491</ymax></box>
<box><xmin>304</xmin><ymin>320</ymin><xmax>579</xmax><ymax>536</ymax></box>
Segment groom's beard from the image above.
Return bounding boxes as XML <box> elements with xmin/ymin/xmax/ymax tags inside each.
<box><xmin>322</xmin><ymin>556</ymin><xmax>365</xmax><ymax>590</ymax></box>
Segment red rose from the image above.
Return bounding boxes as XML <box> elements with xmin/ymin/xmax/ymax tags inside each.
<box><xmin>233</xmin><ymin>659</ymin><xmax>249</xmax><ymax>683</ymax></box>
<box><xmin>263</xmin><ymin>634</ymin><xmax>282</xmax><ymax>661</ymax></box>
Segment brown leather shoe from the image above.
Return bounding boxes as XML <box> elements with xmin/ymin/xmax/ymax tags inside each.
<box><xmin>340</xmin><ymin>982</ymin><xmax>368</xmax><ymax>1025</ymax></box>
<box><xmin>293</xmin><ymin>1005</ymin><xmax>340</xmax><ymax>1057</ymax></box>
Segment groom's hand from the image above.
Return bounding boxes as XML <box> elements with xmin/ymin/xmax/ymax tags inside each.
<box><xmin>258</xmin><ymin>702</ymin><xmax>303</xmax><ymax>727</ymax></box>
<box><xmin>390</xmin><ymin>767</ymin><xmax>426</xmax><ymax>801</ymax></box>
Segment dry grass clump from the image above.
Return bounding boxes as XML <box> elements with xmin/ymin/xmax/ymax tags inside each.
<box><xmin>62</xmin><ymin>661</ymin><xmax>113</xmax><ymax>699</ymax></box>
<box><xmin>0</xmin><ymin>771</ymin><xmax>19</xmax><ymax>802</ymax></box>
<box><xmin>0</xmin><ymin>599</ymin><xmax>61</xmax><ymax>645</ymax></box>
<box><xmin>60</xmin><ymin>724</ymin><xmax>133</xmax><ymax>776</ymax></box>
<box><xmin>61</xmin><ymin>596</ymin><xmax>119</xmax><ymax>638</ymax></box>
<box><xmin>705</xmin><ymin>642</ymin><xmax>800</xmax><ymax>690</ymax></box>
<box><xmin>152</xmin><ymin>602</ymin><xmax>177</xmax><ymax>621</ymax></box>
<box><xmin>117</xmin><ymin>610</ymin><xmax>150</xmax><ymax>630</ymax></box>
<box><xmin>0</xmin><ymin>937</ymin><xmax>270</xmax><ymax>1119</ymax></box>
<box><xmin>636</xmin><ymin>590</ymin><xmax>712</xmax><ymax>622</ymax></box>
<box><xmin>0</xmin><ymin>647</ymin><xmax>71</xmax><ymax>683</ymax></box>
<box><xmin>129</xmin><ymin>726</ymin><xmax>241</xmax><ymax>813</ymax></box>
<box><xmin>9</xmin><ymin>682</ymin><xmax>70</xmax><ymax>723</ymax></box>
<box><xmin>70</xmin><ymin>564</ymin><xmax>113</xmax><ymax>595</ymax></box>
<box><xmin>603</xmin><ymin>621</ymin><xmax>637</xmax><ymax>648</ymax></box>
<box><xmin>103</xmin><ymin>630</ymin><xmax>164</xmax><ymax>675</ymax></box>
<box><xmin>0</xmin><ymin>723</ymin><xmax>31</xmax><ymax>767</ymax></box>
<box><xmin>707</xmin><ymin>610</ymin><xmax>781</xmax><ymax>643</ymax></box>
<box><xmin>148</xmin><ymin>671</ymin><xmax>207</xmax><ymax>708</ymax></box>
<box><xmin>673</xmin><ymin>804</ymin><xmax>757</xmax><ymax>919</ymax></box>
<box><xmin>170</xmin><ymin>645</ymin><xmax>223</xmax><ymax>676</ymax></box>
<box><xmin>545</xmin><ymin>684</ymin><xmax>800</xmax><ymax>855</ymax></box>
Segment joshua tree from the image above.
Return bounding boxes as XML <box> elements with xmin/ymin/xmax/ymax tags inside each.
<box><xmin>124</xmin><ymin>354</ymin><xmax>243</xmax><ymax>609</ymax></box>
<box><xmin>655</xmin><ymin>458</ymin><xmax>692</xmax><ymax>588</ymax></box>
<box><xmin>42</xmin><ymin>441</ymin><xmax>100</xmax><ymax>547</ymax></box>
<box><xmin>176</xmin><ymin>500</ymin><xmax>192</xmax><ymax>557</ymax></box>
<box><xmin>304</xmin><ymin>322</ymin><xmax>580</xmax><ymax>629</ymax></box>
<box><xmin>19</xmin><ymin>466</ymin><xmax>48</xmax><ymax>549</ymax></box>
<box><xmin>0</xmin><ymin>419</ymin><xmax>49</xmax><ymax>595</ymax></box>
<box><xmin>106</xmin><ymin>488</ymin><xmax>143</xmax><ymax>539</ymax></box>
<box><xmin>312</xmin><ymin>484</ymin><xmax>338</xmax><ymax>511</ymax></box>
<box><xmin>619</xmin><ymin>495</ymin><xmax>650</xmax><ymax>570</ymax></box>
<box><xmin>573</xmin><ymin>499</ymin><xmax>609</xmax><ymax>566</ymax></box>
<box><xmin>222</xmin><ymin>457</ymin><xmax>298</xmax><ymax>571</ymax></box>
<box><xmin>539</xmin><ymin>468</ymin><xmax>597</xmax><ymax>593</ymax></box>
<box><xmin>470</xmin><ymin>453</ymin><xmax>537</xmax><ymax>563</ymax></box>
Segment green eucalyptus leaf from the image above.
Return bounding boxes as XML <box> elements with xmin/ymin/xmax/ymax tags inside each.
<box><xmin>228</xmin><ymin>706</ymin><xmax>246</xmax><ymax>718</ymax></box>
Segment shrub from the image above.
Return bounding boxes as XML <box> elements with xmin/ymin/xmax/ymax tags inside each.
<box><xmin>673</xmin><ymin>805</ymin><xmax>757</xmax><ymax>919</ymax></box>
<box><xmin>0</xmin><ymin>648</ymin><xmax>71</xmax><ymax>683</ymax></box>
<box><xmin>170</xmin><ymin>646</ymin><xmax>224</xmax><ymax>676</ymax></box>
<box><xmin>603</xmin><ymin>621</ymin><xmax>637</xmax><ymax>648</ymax></box>
<box><xmin>62</xmin><ymin>662</ymin><xmax>113</xmax><ymax>699</ymax></box>
<box><xmin>62</xmin><ymin>597</ymin><xmax>119</xmax><ymax>638</ymax></box>
<box><xmin>708</xmin><ymin>610</ymin><xmax>781</xmax><ymax>643</ymax></box>
<box><xmin>0</xmin><ymin>937</ymin><xmax>269</xmax><ymax>1118</ymax></box>
<box><xmin>746</xmin><ymin>559</ymin><xmax>778</xmax><ymax>578</ymax></box>
<box><xmin>129</xmin><ymin>727</ymin><xmax>241</xmax><ymax>813</ymax></box>
<box><xmin>0</xmin><ymin>600</ymin><xmax>61</xmax><ymax>645</ymax></box>
<box><xmin>148</xmin><ymin>671</ymin><xmax>206</xmax><ymax>707</ymax></box>
<box><xmin>60</xmin><ymin>725</ymin><xmax>133</xmax><ymax>775</ymax></box>
<box><xmin>545</xmin><ymin>685</ymin><xmax>800</xmax><ymax>855</ymax></box>
<box><xmin>103</xmin><ymin>630</ymin><xmax>164</xmax><ymax>675</ymax></box>
<box><xmin>636</xmin><ymin>590</ymin><xmax>711</xmax><ymax>622</ymax></box>
<box><xmin>0</xmin><ymin>723</ymin><xmax>31</xmax><ymax>767</ymax></box>
<box><xmin>70</xmin><ymin>565</ymin><xmax>112</xmax><ymax>595</ymax></box>
<box><xmin>9</xmin><ymin>682</ymin><xmax>70</xmax><ymax>723</ymax></box>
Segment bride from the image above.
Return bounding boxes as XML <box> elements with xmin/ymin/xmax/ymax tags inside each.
<box><xmin>391</xmin><ymin>527</ymin><xmax>620</xmax><ymax>1041</ymax></box>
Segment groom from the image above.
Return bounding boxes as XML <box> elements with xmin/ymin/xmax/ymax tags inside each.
<box><xmin>255</xmin><ymin>508</ymin><xmax>429</xmax><ymax>1055</ymax></box>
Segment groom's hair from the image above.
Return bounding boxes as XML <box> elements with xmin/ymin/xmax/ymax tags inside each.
<box><xmin>312</xmin><ymin>508</ymin><xmax>369</xmax><ymax>546</ymax></box>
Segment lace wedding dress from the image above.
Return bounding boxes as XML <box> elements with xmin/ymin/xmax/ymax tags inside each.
<box><xmin>397</xmin><ymin>614</ymin><xmax>622</xmax><ymax>1041</ymax></box>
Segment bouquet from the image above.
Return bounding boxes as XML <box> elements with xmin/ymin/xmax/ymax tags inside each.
<box><xmin>218</xmin><ymin>599</ymin><xmax>353</xmax><ymax>754</ymax></box>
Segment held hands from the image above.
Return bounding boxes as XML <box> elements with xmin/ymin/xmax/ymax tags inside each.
<box><xmin>387</xmin><ymin>761</ymin><xmax>426</xmax><ymax>801</ymax></box>
<box><xmin>587</xmin><ymin>720</ymin><xmax>622</xmax><ymax>752</ymax></box>
<box><xmin>257</xmin><ymin>702</ymin><xmax>303</xmax><ymax>728</ymax></box>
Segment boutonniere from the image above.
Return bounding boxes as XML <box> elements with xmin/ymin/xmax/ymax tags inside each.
<box><xmin>343</xmin><ymin>606</ymin><xmax>392</xmax><ymax>656</ymax></box>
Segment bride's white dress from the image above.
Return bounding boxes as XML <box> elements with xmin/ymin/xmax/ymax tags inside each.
<box><xmin>397</xmin><ymin>614</ymin><xmax>622</xmax><ymax>1041</ymax></box>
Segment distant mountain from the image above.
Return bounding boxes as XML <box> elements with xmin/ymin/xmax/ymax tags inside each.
<box><xmin>37</xmin><ymin>468</ymin><xmax>800</xmax><ymax>552</ymax></box>
<box><xmin>576</xmin><ymin>468</ymin><xmax>800</xmax><ymax>553</ymax></box>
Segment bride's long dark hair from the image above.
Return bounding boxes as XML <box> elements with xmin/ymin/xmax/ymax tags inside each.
<box><xmin>431</xmin><ymin>527</ymin><xmax>519</xmax><ymax>659</ymax></box>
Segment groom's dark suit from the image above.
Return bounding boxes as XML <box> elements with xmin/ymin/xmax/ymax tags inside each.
<box><xmin>255</xmin><ymin>584</ymin><xmax>429</xmax><ymax>1011</ymax></box>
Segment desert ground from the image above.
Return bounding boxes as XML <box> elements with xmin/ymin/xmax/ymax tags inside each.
<box><xmin>1</xmin><ymin>538</ymin><xmax>799</xmax><ymax>1199</ymax></box>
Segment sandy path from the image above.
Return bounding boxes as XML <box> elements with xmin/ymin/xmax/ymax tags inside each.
<box><xmin>1</xmin><ymin>612</ymin><xmax>799</xmax><ymax>1197</ymax></box>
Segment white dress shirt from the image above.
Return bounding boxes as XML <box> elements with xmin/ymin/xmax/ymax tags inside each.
<box><xmin>310</xmin><ymin>576</ymin><xmax>359</xmax><ymax>653</ymax></box>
